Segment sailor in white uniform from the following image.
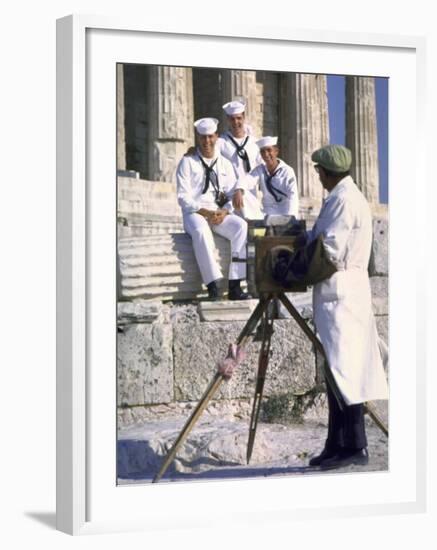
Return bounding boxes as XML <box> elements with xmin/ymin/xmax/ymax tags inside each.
<box><xmin>217</xmin><ymin>100</ymin><xmax>262</xmax><ymax>179</ymax></box>
<box><xmin>236</xmin><ymin>136</ymin><xmax>299</xmax><ymax>218</ymax></box>
<box><xmin>303</xmin><ymin>144</ymin><xmax>389</xmax><ymax>470</ymax></box>
<box><xmin>218</xmin><ymin>101</ymin><xmax>265</xmax><ymax>220</ymax></box>
<box><xmin>176</xmin><ymin>117</ymin><xmax>250</xmax><ymax>301</ymax></box>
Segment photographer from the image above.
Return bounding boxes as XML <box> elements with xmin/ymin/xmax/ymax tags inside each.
<box><xmin>286</xmin><ymin>145</ymin><xmax>388</xmax><ymax>469</ymax></box>
<box><xmin>176</xmin><ymin>117</ymin><xmax>250</xmax><ymax>301</ymax></box>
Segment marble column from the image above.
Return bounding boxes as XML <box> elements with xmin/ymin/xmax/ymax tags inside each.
<box><xmin>148</xmin><ymin>66</ymin><xmax>194</xmax><ymax>182</ymax></box>
<box><xmin>255</xmin><ymin>71</ymin><xmax>280</xmax><ymax>137</ymax></box>
<box><xmin>219</xmin><ymin>70</ymin><xmax>260</xmax><ymax>137</ymax></box>
<box><xmin>280</xmin><ymin>74</ymin><xmax>330</xmax><ymax>207</ymax></box>
<box><xmin>346</xmin><ymin>76</ymin><xmax>379</xmax><ymax>204</ymax></box>
<box><xmin>117</xmin><ymin>64</ymin><xmax>126</xmax><ymax>171</ymax></box>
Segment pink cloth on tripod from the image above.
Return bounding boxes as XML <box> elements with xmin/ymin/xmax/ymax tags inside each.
<box><xmin>217</xmin><ymin>344</ymin><xmax>246</xmax><ymax>379</ymax></box>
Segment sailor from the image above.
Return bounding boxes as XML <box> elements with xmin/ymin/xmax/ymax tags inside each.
<box><xmin>233</xmin><ymin>136</ymin><xmax>299</xmax><ymax>218</ymax></box>
<box><xmin>176</xmin><ymin>117</ymin><xmax>250</xmax><ymax>301</ymax></box>
<box><xmin>218</xmin><ymin>100</ymin><xmax>262</xmax><ymax>179</ymax></box>
<box><xmin>302</xmin><ymin>144</ymin><xmax>389</xmax><ymax>469</ymax></box>
<box><xmin>217</xmin><ymin>101</ymin><xmax>265</xmax><ymax>220</ymax></box>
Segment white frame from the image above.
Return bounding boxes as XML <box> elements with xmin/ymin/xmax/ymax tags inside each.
<box><xmin>56</xmin><ymin>14</ymin><xmax>427</xmax><ymax>535</ymax></box>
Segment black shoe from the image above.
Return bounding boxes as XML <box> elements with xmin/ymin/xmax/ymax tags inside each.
<box><xmin>320</xmin><ymin>448</ymin><xmax>369</xmax><ymax>470</ymax></box>
<box><xmin>206</xmin><ymin>281</ymin><xmax>219</xmax><ymax>301</ymax></box>
<box><xmin>308</xmin><ymin>446</ymin><xmax>339</xmax><ymax>467</ymax></box>
<box><xmin>228</xmin><ymin>279</ymin><xmax>251</xmax><ymax>301</ymax></box>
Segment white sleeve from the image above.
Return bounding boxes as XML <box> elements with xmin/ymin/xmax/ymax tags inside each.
<box><xmin>176</xmin><ymin>157</ymin><xmax>200</xmax><ymax>214</ymax></box>
<box><xmin>310</xmin><ymin>196</ymin><xmax>353</xmax><ymax>268</ymax></box>
<box><xmin>285</xmin><ymin>168</ymin><xmax>299</xmax><ymax>217</ymax></box>
<box><xmin>235</xmin><ymin>173</ymin><xmax>256</xmax><ymax>192</ymax></box>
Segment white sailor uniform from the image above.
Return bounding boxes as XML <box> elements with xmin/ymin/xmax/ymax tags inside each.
<box><xmin>176</xmin><ymin>151</ymin><xmax>248</xmax><ymax>285</ymax></box>
<box><xmin>217</xmin><ymin>132</ymin><xmax>262</xmax><ymax>180</ymax></box>
<box><xmin>240</xmin><ymin>159</ymin><xmax>299</xmax><ymax>217</ymax></box>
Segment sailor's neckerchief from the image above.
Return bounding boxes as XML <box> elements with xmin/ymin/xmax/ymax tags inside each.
<box><xmin>197</xmin><ymin>153</ymin><xmax>221</xmax><ymax>201</ymax></box>
<box><xmin>263</xmin><ymin>163</ymin><xmax>288</xmax><ymax>203</ymax></box>
<box><xmin>227</xmin><ymin>133</ymin><xmax>251</xmax><ymax>172</ymax></box>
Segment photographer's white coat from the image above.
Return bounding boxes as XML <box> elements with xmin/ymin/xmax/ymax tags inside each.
<box><xmin>309</xmin><ymin>176</ymin><xmax>388</xmax><ymax>405</ymax></box>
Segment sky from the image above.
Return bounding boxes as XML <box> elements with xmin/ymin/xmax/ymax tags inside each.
<box><xmin>327</xmin><ymin>75</ymin><xmax>388</xmax><ymax>204</ymax></box>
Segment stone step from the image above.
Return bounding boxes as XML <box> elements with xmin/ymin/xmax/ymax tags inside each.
<box><xmin>118</xmin><ymin>223</ymin><xmax>184</xmax><ymax>238</ymax></box>
<box><xmin>118</xmin><ymin>177</ymin><xmax>181</xmax><ymax>219</ymax></box>
<box><xmin>118</xmin><ymin>233</ymin><xmax>232</xmax><ymax>301</ymax></box>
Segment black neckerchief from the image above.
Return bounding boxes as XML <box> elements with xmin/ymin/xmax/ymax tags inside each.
<box><xmin>263</xmin><ymin>163</ymin><xmax>287</xmax><ymax>203</ymax></box>
<box><xmin>227</xmin><ymin>133</ymin><xmax>251</xmax><ymax>172</ymax></box>
<box><xmin>197</xmin><ymin>154</ymin><xmax>220</xmax><ymax>199</ymax></box>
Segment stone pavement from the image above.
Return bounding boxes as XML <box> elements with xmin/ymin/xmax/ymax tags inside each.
<box><xmin>117</xmin><ymin>404</ymin><xmax>389</xmax><ymax>484</ymax></box>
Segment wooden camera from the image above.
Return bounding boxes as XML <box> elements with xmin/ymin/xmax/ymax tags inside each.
<box><xmin>246</xmin><ymin>217</ymin><xmax>307</xmax><ymax>296</ymax></box>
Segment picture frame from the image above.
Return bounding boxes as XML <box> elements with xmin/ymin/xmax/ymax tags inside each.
<box><xmin>56</xmin><ymin>14</ymin><xmax>427</xmax><ymax>535</ymax></box>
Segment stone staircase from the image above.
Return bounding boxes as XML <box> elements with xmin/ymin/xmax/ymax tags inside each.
<box><xmin>118</xmin><ymin>232</ymin><xmax>232</xmax><ymax>301</ymax></box>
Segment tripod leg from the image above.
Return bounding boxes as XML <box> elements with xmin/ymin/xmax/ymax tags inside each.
<box><xmin>153</xmin><ymin>373</ymin><xmax>223</xmax><ymax>483</ymax></box>
<box><xmin>153</xmin><ymin>298</ymin><xmax>270</xmax><ymax>483</ymax></box>
<box><xmin>246</xmin><ymin>302</ymin><xmax>275</xmax><ymax>464</ymax></box>
<box><xmin>278</xmin><ymin>293</ymin><xmax>345</xmax><ymax>412</ymax></box>
<box><xmin>364</xmin><ymin>401</ymin><xmax>388</xmax><ymax>437</ymax></box>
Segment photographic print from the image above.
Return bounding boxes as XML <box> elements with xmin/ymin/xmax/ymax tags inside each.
<box><xmin>115</xmin><ymin>64</ymin><xmax>389</xmax><ymax>485</ymax></box>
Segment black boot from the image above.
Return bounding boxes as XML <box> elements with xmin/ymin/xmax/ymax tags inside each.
<box><xmin>228</xmin><ymin>279</ymin><xmax>251</xmax><ymax>301</ymax></box>
<box><xmin>206</xmin><ymin>280</ymin><xmax>219</xmax><ymax>301</ymax></box>
<box><xmin>308</xmin><ymin>444</ymin><xmax>339</xmax><ymax>466</ymax></box>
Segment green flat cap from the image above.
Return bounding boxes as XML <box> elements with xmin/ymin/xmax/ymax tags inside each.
<box><xmin>311</xmin><ymin>144</ymin><xmax>352</xmax><ymax>173</ymax></box>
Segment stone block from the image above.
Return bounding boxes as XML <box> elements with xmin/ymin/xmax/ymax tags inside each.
<box><xmin>370</xmin><ymin>276</ymin><xmax>389</xmax><ymax>315</ymax></box>
<box><xmin>117</xmin><ymin>323</ymin><xmax>173</xmax><ymax>406</ymax></box>
<box><xmin>118</xmin><ymin>300</ymin><xmax>169</xmax><ymax>325</ymax></box>
<box><xmin>173</xmin><ymin>319</ymin><xmax>316</xmax><ymax>402</ymax></box>
<box><xmin>369</xmin><ymin>218</ymin><xmax>388</xmax><ymax>276</ymax></box>
<box><xmin>277</xmin><ymin>291</ymin><xmax>313</xmax><ymax>320</ymax></box>
<box><xmin>198</xmin><ymin>300</ymin><xmax>258</xmax><ymax>322</ymax></box>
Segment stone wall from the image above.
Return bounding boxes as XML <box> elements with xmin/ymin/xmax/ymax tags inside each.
<box><xmin>117</xmin><ymin>298</ymin><xmax>321</xmax><ymax>427</ymax></box>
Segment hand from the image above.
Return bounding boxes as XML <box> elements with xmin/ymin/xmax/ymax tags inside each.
<box><xmin>293</xmin><ymin>232</ymin><xmax>308</xmax><ymax>249</ymax></box>
<box><xmin>232</xmin><ymin>189</ymin><xmax>245</xmax><ymax>210</ymax></box>
<box><xmin>184</xmin><ymin>145</ymin><xmax>196</xmax><ymax>157</ymax></box>
<box><xmin>210</xmin><ymin>209</ymin><xmax>228</xmax><ymax>225</ymax></box>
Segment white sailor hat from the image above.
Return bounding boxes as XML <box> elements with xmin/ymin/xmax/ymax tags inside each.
<box><xmin>256</xmin><ymin>136</ymin><xmax>278</xmax><ymax>149</ymax></box>
<box><xmin>193</xmin><ymin>117</ymin><xmax>219</xmax><ymax>135</ymax></box>
<box><xmin>222</xmin><ymin>101</ymin><xmax>245</xmax><ymax>116</ymax></box>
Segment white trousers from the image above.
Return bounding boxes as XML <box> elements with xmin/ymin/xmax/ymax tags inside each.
<box><xmin>183</xmin><ymin>212</ymin><xmax>247</xmax><ymax>285</ymax></box>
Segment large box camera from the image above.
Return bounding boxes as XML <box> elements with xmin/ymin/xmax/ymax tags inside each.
<box><xmin>246</xmin><ymin>216</ymin><xmax>307</xmax><ymax>296</ymax></box>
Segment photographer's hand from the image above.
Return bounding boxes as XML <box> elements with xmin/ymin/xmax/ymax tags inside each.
<box><xmin>294</xmin><ymin>232</ymin><xmax>308</xmax><ymax>249</ymax></box>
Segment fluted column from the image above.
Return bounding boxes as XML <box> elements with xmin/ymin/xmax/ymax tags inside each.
<box><xmin>346</xmin><ymin>76</ymin><xmax>379</xmax><ymax>204</ymax></box>
<box><xmin>280</xmin><ymin>74</ymin><xmax>330</xmax><ymax>206</ymax></box>
<box><xmin>219</xmin><ymin>70</ymin><xmax>260</xmax><ymax>137</ymax></box>
<box><xmin>117</xmin><ymin>64</ymin><xmax>127</xmax><ymax>171</ymax></box>
<box><xmin>148</xmin><ymin>66</ymin><xmax>194</xmax><ymax>182</ymax></box>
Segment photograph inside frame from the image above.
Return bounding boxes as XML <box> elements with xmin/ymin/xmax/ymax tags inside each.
<box><xmin>116</xmin><ymin>63</ymin><xmax>389</xmax><ymax>485</ymax></box>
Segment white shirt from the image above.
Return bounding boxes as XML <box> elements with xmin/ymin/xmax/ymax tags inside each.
<box><xmin>217</xmin><ymin>132</ymin><xmax>262</xmax><ymax>179</ymax></box>
<box><xmin>176</xmin><ymin>150</ymin><xmax>238</xmax><ymax>215</ymax></box>
<box><xmin>240</xmin><ymin>159</ymin><xmax>299</xmax><ymax>217</ymax></box>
